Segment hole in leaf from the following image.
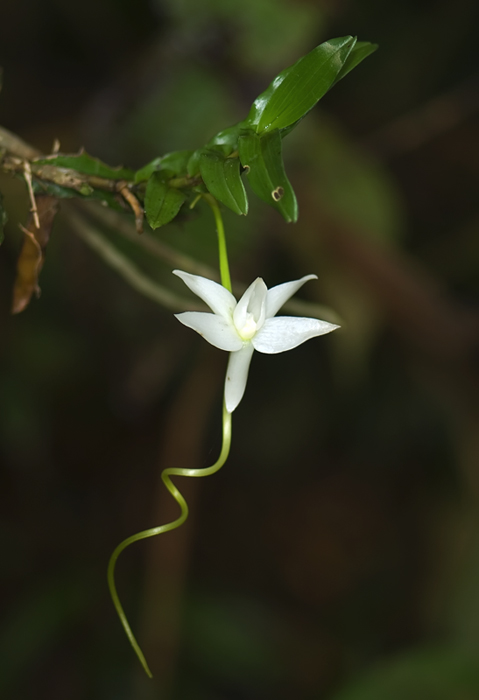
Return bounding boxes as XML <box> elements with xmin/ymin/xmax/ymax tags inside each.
<box><xmin>272</xmin><ymin>186</ymin><xmax>284</xmax><ymax>201</ymax></box>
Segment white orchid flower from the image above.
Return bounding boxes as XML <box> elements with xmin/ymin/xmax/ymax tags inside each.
<box><xmin>173</xmin><ymin>270</ymin><xmax>339</xmax><ymax>413</ymax></box>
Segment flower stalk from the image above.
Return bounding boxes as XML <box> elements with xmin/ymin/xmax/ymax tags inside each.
<box><xmin>107</xmin><ymin>403</ymin><xmax>232</xmax><ymax>678</ymax></box>
<box><xmin>203</xmin><ymin>193</ymin><xmax>232</xmax><ymax>293</ymax></box>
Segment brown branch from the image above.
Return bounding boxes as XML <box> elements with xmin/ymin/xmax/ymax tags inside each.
<box><xmin>117</xmin><ymin>181</ymin><xmax>144</xmax><ymax>234</ymax></box>
<box><xmin>0</xmin><ymin>124</ymin><xmax>40</xmax><ymax>160</ymax></box>
<box><xmin>0</xmin><ymin>124</ymin><xmax>196</xmax><ymax>204</ymax></box>
<box><xmin>1</xmin><ymin>153</ymin><xmax>130</xmax><ymax>196</ymax></box>
<box><xmin>23</xmin><ymin>160</ymin><xmax>40</xmax><ymax>229</ymax></box>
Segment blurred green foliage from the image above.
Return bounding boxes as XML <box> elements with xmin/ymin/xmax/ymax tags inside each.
<box><xmin>331</xmin><ymin>647</ymin><xmax>479</xmax><ymax>700</ymax></box>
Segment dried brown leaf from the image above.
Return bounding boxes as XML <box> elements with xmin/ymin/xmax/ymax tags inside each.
<box><xmin>12</xmin><ymin>195</ymin><xmax>60</xmax><ymax>314</ymax></box>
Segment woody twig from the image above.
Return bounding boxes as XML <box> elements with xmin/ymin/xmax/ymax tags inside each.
<box><xmin>23</xmin><ymin>160</ymin><xmax>40</xmax><ymax>229</ymax></box>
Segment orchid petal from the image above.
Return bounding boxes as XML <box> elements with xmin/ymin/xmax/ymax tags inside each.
<box><xmin>175</xmin><ymin>312</ymin><xmax>243</xmax><ymax>351</ymax></box>
<box><xmin>233</xmin><ymin>278</ymin><xmax>268</xmax><ymax>331</ymax></box>
<box><xmin>265</xmin><ymin>274</ymin><xmax>318</xmax><ymax>318</ymax></box>
<box><xmin>224</xmin><ymin>344</ymin><xmax>255</xmax><ymax>412</ymax></box>
<box><xmin>173</xmin><ymin>270</ymin><xmax>237</xmax><ymax>320</ymax></box>
<box><xmin>252</xmin><ymin>316</ymin><xmax>339</xmax><ymax>354</ymax></box>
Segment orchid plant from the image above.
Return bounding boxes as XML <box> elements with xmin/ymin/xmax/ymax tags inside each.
<box><xmin>0</xmin><ymin>34</ymin><xmax>376</xmax><ymax>679</ymax></box>
<box><xmin>104</xmin><ymin>36</ymin><xmax>377</xmax><ymax>679</ymax></box>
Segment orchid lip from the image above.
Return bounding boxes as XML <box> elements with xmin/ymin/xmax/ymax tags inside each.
<box><xmin>236</xmin><ymin>314</ymin><xmax>258</xmax><ymax>340</ymax></box>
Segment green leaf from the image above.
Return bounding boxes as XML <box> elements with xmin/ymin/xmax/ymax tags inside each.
<box><xmin>134</xmin><ymin>150</ymin><xmax>193</xmax><ymax>183</ymax></box>
<box><xmin>331</xmin><ymin>41</ymin><xmax>378</xmax><ymax>86</ymax></box>
<box><xmin>187</xmin><ymin>149</ymin><xmax>204</xmax><ymax>177</ymax></box>
<box><xmin>144</xmin><ymin>173</ymin><xmax>186</xmax><ymax>229</ymax></box>
<box><xmin>238</xmin><ymin>130</ymin><xmax>297</xmax><ymax>222</ymax></box>
<box><xmin>247</xmin><ymin>36</ymin><xmax>356</xmax><ymax>134</ymax></box>
<box><xmin>33</xmin><ymin>151</ymin><xmax>134</xmax><ymax>181</ymax></box>
<box><xmin>31</xmin><ymin>180</ymin><xmax>125</xmax><ymax>211</ymax></box>
<box><xmin>187</xmin><ymin>122</ymin><xmax>248</xmax><ymax>178</ymax></box>
<box><xmin>134</xmin><ymin>157</ymin><xmax>163</xmax><ymax>184</ymax></box>
<box><xmin>277</xmin><ymin>41</ymin><xmax>378</xmax><ymax>140</ymax></box>
<box><xmin>207</xmin><ymin>121</ymin><xmax>247</xmax><ymax>155</ymax></box>
<box><xmin>199</xmin><ymin>151</ymin><xmax>248</xmax><ymax>216</ymax></box>
<box><xmin>152</xmin><ymin>150</ymin><xmax>192</xmax><ymax>177</ymax></box>
<box><xmin>0</xmin><ymin>191</ymin><xmax>7</xmax><ymax>245</ymax></box>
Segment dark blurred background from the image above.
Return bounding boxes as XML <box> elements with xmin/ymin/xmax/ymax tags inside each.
<box><xmin>1</xmin><ymin>1</ymin><xmax>479</xmax><ymax>699</ymax></box>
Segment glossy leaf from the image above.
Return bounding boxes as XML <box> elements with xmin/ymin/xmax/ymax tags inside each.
<box><xmin>331</xmin><ymin>41</ymin><xmax>378</xmax><ymax>86</ymax></box>
<box><xmin>33</xmin><ymin>151</ymin><xmax>134</xmax><ymax>180</ymax></box>
<box><xmin>238</xmin><ymin>130</ymin><xmax>297</xmax><ymax>222</ymax></box>
<box><xmin>199</xmin><ymin>151</ymin><xmax>248</xmax><ymax>215</ymax></box>
<box><xmin>187</xmin><ymin>149</ymin><xmax>204</xmax><ymax>177</ymax></box>
<box><xmin>207</xmin><ymin>121</ymin><xmax>247</xmax><ymax>155</ymax></box>
<box><xmin>134</xmin><ymin>157</ymin><xmax>162</xmax><ymax>184</ymax></box>
<box><xmin>0</xmin><ymin>191</ymin><xmax>7</xmax><ymax>245</ymax></box>
<box><xmin>247</xmin><ymin>36</ymin><xmax>356</xmax><ymax>134</ymax></box>
<box><xmin>134</xmin><ymin>150</ymin><xmax>193</xmax><ymax>183</ymax></box>
<box><xmin>188</xmin><ymin>122</ymin><xmax>248</xmax><ymax>177</ymax></box>
<box><xmin>144</xmin><ymin>173</ymin><xmax>186</xmax><ymax>229</ymax></box>
<box><xmin>278</xmin><ymin>40</ymin><xmax>379</xmax><ymax>140</ymax></box>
